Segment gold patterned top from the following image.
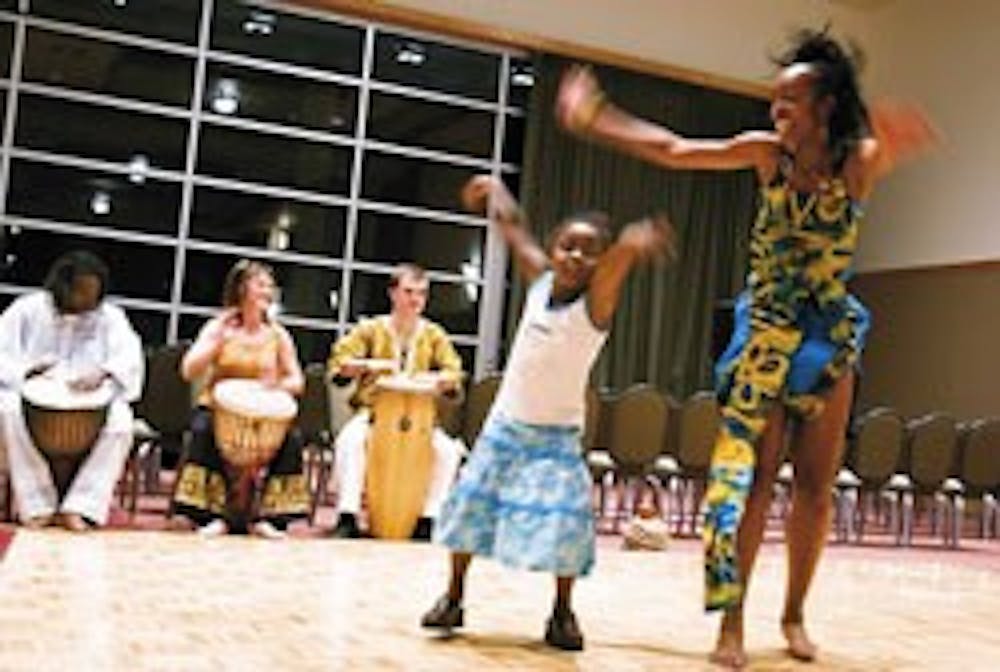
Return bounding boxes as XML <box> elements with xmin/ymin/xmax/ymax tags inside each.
<box><xmin>197</xmin><ymin>327</ymin><xmax>281</xmax><ymax>407</ymax></box>
<box><xmin>327</xmin><ymin>317</ymin><xmax>463</xmax><ymax>409</ymax></box>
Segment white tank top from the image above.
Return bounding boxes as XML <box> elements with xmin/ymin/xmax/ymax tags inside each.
<box><xmin>492</xmin><ymin>272</ymin><xmax>608</xmax><ymax>427</ymax></box>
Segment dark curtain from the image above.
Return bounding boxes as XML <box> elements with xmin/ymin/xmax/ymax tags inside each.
<box><xmin>505</xmin><ymin>55</ymin><xmax>769</xmax><ymax>398</ymax></box>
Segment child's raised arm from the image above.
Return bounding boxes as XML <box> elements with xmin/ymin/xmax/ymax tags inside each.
<box><xmin>587</xmin><ymin>214</ymin><xmax>676</xmax><ymax>330</ymax></box>
<box><xmin>461</xmin><ymin>175</ymin><xmax>548</xmax><ymax>284</ymax></box>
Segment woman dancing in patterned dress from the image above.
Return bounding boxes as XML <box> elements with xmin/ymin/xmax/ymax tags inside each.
<box><xmin>557</xmin><ymin>29</ymin><xmax>935</xmax><ymax>668</ymax></box>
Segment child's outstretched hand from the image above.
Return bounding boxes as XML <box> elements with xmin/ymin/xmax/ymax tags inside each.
<box><xmin>460</xmin><ymin>174</ymin><xmax>519</xmax><ymax>220</ymax></box>
<box><xmin>618</xmin><ymin>214</ymin><xmax>677</xmax><ymax>264</ymax></box>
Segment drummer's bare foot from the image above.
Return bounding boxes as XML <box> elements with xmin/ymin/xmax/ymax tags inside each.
<box><xmin>331</xmin><ymin>513</ymin><xmax>360</xmax><ymax>539</ymax></box>
<box><xmin>781</xmin><ymin>620</ymin><xmax>818</xmax><ymax>662</ymax></box>
<box><xmin>411</xmin><ymin>517</ymin><xmax>433</xmax><ymax>542</ymax></box>
<box><xmin>710</xmin><ymin>611</ymin><xmax>748</xmax><ymax>670</ymax></box>
<box><xmin>22</xmin><ymin>515</ymin><xmax>53</xmax><ymax>530</ymax></box>
<box><xmin>252</xmin><ymin>521</ymin><xmax>286</xmax><ymax>540</ymax></box>
<box><xmin>198</xmin><ymin>519</ymin><xmax>228</xmax><ymax>538</ymax></box>
<box><xmin>60</xmin><ymin>513</ymin><xmax>90</xmax><ymax>533</ymax></box>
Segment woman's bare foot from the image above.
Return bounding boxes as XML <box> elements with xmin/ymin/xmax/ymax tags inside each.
<box><xmin>198</xmin><ymin>519</ymin><xmax>228</xmax><ymax>538</ymax></box>
<box><xmin>710</xmin><ymin>611</ymin><xmax>748</xmax><ymax>669</ymax></box>
<box><xmin>781</xmin><ymin>620</ymin><xmax>818</xmax><ymax>662</ymax></box>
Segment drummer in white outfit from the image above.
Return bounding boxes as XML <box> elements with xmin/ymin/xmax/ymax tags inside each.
<box><xmin>0</xmin><ymin>251</ymin><xmax>144</xmax><ymax>531</ymax></box>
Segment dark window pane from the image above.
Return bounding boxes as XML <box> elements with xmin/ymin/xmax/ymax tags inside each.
<box><xmin>197</xmin><ymin>125</ymin><xmax>352</xmax><ymax>193</ymax></box>
<box><xmin>7</xmin><ymin>159</ymin><xmax>181</xmax><ymax>235</ymax></box>
<box><xmin>0</xmin><ymin>1</ymin><xmax>15</xmax><ymax>12</ymax></box>
<box><xmin>507</xmin><ymin>58</ymin><xmax>535</xmax><ymax>108</ymax></box>
<box><xmin>0</xmin><ymin>293</ymin><xmax>13</xmax><ymax>312</ymax></box>
<box><xmin>190</xmin><ymin>187</ymin><xmax>345</xmax><ymax>257</ymax></box>
<box><xmin>183</xmin><ymin>250</ymin><xmax>341</xmax><ymax>320</ymax></box>
<box><xmin>503</xmin><ymin>114</ymin><xmax>525</xmax><ymax>165</ymax></box>
<box><xmin>125</xmin><ymin>308</ymin><xmax>168</xmax><ymax>347</ymax></box>
<box><xmin>349</xmin><ymin>271</ymin><xmax>478</xmax><ymax>335</ymax></box>
<box><xmin>23</xmin><ymin>29</ymin><xmax>194</xmax><ymax>107</ymax></box>
<box><xmin>177</xmin><ymin>314</ymin><xmax>207</xmax><ymax>342</ymax></box>
<box><xmin>286</xmin><ymin>325</ymin><xmax>335</xmax><ymax>366</ymax></box>
<box><xmin>362</xmin><ymin>152</ymin><xmax>473</xmax><ymax>214</ymax></box>
<box><xmin>30</xmin><ymin>0</ymin><xmax>200</xmax><ymax>45</ymax></box>
<box><xmin>374</xmin><ymin>31</ymin><xmax>499</xmax><ymax>102</ymax></box>
<box><xmin>1</xmin><ymin>22</ymin><xmax>13</xmax><ymax>77</ymax></box>
<box><xmin>455</xmin><ymin>344</ymin><xmax>475</xmax><ymax>377</ymax></box>
<box><xmin>204</xmin><ymin>62</ymin><xmax>356</xmax><ymax>134</ymax></box>
<box><xmin>367</xmin><ymin>92</ymin><xmax>494</xmax><ymax>158</ymax></box>
<box><xmin>355</xmin><ymin>211</ymin><xmax>484</xmax><ymax>276</ymax></box>
<box><xmin>16</xmin><ymin>95</ymin><xmax>189</xmax><ymax>169</ymax></box>
<box><xmin>212</xmin><ymin>0</ymin><xmax>362</xmax><ymax>75</ymax></box>
<box><xmin>0</xmin><ymin>227</ymin><xmax>175</xmax><ymax>301</ymax></box>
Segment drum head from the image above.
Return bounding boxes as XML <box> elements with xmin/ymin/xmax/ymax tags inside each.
<box><xmin>213</xmin><ymin>379</ymin><xmax>298</xmax><ymax>419</ymax></box>
<box><xmin>22</xmin><ymin>375</ymin><xmax>113</xmax><ymax>411</ymax></box>
<box><xmin>345</xmin><ymin>357</ymin><xmax>398</xmax><ymax>373</ymax></box>
<box><xmin>375</xmin><ymin>373</ymin><xmax>439</xmax><ymax>395</ymax></box>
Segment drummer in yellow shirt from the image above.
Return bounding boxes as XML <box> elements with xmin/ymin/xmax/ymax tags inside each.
<box><xmin>327</xmin><ymin>263</ymin><xmax>465</xmax><ymax>540</ymax></box>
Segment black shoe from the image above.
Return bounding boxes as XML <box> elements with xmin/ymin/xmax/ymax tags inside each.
<box><xmin>330</xmin><ymin>514</ymin><xmax>360</xmax><ymax>539</ymax></box>
<box><xmin>545</xmin><ymin>608</ymin><xmax>584</xmax><ymax>651</ymax></box>
<box><xmin>411</xmin><ymin>517</ymin><xmax>433</xmax><ymax>542</ymax></box>
<box><xmin>420</xmin><ymin>595</ymin><xmax>464</xmax><ymax>631</ymax></box>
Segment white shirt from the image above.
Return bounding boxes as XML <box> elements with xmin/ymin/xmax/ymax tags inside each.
<box><xmin>492</xmin><ymin>273</ymin><xmax>608</xmax><ymax>427</ymax></box>
<box><xmin>0</xmin><ymin>291</ymin><xmax>144</xmax><ymax>402</ymax></box>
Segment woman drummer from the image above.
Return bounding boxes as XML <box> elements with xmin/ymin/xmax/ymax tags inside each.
<box><xmin>173</xmin><ymin>259</ymin><xmax>308</xmax><ymax>539</ymax></box>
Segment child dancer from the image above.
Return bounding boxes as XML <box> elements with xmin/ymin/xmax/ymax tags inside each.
<box><xmin>421</xmin><ymin>174</ymin><xmax>674</xmax><ymax>650</ymax></box>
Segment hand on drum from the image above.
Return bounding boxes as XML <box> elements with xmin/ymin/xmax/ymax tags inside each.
<box><xmin>68</xmin><ymin>366</ymin><xmax>109</xmax><ymax>392</ymax></box>
<box><xmin>25</xmin><ymin>354</ymin><xmax>59</xmax><ymax>379</ymax></box>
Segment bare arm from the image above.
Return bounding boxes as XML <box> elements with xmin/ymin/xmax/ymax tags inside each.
<box><xmin>557</xmin><ymin>65</ymin><xmax>775</xmax><ymax>174</ymax></box>
<box><xmin>273</xmin><ymin>325</ymin><xmax>305</xmax><ymax>396</ymax></box>
<box><xmin>849</xmin><ymin>100</ymin><xmax>939</xmax><ymax>201</ymax></box>
<box><xmin>461</xmin><ymin>175</ymin><xmax>548</xmax><ymax>284</ymax></box>
<box><xmin>180</xmin><ymin>310</ymin><xmax>236</xmax><ymax>382</ymax></box>
<box><xmin>588</xmin><ymin>214</ymin><xmax>676</xmax><ymax>330</ymax></box>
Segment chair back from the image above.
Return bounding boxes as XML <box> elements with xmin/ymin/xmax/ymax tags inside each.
<box><xmin>581</xmin><ymin>386</ymin><xmax>601</xmax><ymax>451</ymax></box>
<box><xmin>135</xmin><ymin>341</ymin><xmax>192</xmax><ymax>440</ymax></box>
<box><xmin>958</xmin><ymin>417</ymin><xmax>1000</xmax><ymax>494</ymax></box>
<box><xmin>299</xmin><ymin>363</ymin><xmax>332</xmax><ymax>444</ymax></box>
<box><xmin>461</xmin><ymin>373</ymin><xmax>502</xmax><ymax>447</ymax></box>
<box><xmin>850</xmin><ymin>406</ymin><xmax>905</xmax><ymax>484</ymax></box>
<box><xmin>676</xmin><ymin>390</ymin><xmax>719</xmax><ymax>476</ymax></box>
<box><xmin>905</xmin><ymin>412</ymin><xmax>959</xmax><ymax>492</ymax></box>
<box><xmin>607</xmin><ymin>384</ymin><xmax>668</xmax><ymax>476</ymax></box>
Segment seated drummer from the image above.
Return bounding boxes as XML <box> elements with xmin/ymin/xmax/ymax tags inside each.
<box><xmin>328</xmin><ymin>263</ymin><xmax>466</xmax><ymax>541</ymax></box>
<box><xmin>0</xmin><ymin>251</ymin><xmax>144</xmax><ymax>532</ymax></box>
<box><xmin>173</xmin><ymin>259</ymin><xmax>308</xmax><ymax>540</ymax></box>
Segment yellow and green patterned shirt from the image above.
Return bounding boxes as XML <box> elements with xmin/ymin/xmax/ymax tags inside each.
<box><xmin>327</xmin><ymin>316</ymin><xmax>463</xmax><ymax>408</ymax></box>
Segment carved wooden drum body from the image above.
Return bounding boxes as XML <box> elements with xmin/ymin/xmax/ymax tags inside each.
<box><xmin>365</xmin><ymin>374</ymin><xmax>438</xmax><ymax>540</ymax></box>
<box><xmin>21</xmin><ymin>375</ymin><xmax>112</xmax><ymax>457</ymax></box>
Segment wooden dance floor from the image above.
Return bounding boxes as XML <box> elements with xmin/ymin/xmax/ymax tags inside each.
<box><xmin>0</xmin><ymin>530</ymin><xmax>996</xmax><ymax>670</ymax></box>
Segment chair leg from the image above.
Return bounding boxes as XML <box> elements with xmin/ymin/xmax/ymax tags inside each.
<box><xmin>901</xmin><ymin>491</ymin><xmax>914</xmax><ymax>546</ymax></box>
<box><xmin>166</xmin><ymin>432</ymin><xmax>193</xmax><ymax>521</ymax></box>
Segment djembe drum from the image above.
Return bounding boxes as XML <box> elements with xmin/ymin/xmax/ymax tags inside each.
<box><xmin>212</xmin><ymin>379</ymin><xmax>298</xmax><ymax>523</ymax></box>
<box><xmin>22</xmin><ymin>374</ymin><xmax>114</xmax><ymax>496</ymax></box>
<box><xmin>365</xmin><ymin>373</ymin><xmax>439</xmax><ymax>539</ymax></box>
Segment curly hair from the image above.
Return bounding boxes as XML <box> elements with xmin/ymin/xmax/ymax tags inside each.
<box><xmin>774</xmin><ymin>27</ymin><xmax>871</xmax><ymax>172</ymax></box>
<box><xmin>43</xmin><ymin>250</ymin><xmax>109</xmax><ymax>311</ymax></box>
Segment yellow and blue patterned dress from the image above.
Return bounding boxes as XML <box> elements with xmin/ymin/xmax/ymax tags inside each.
<box><xmin>703</xmin><ymin>169</ymin><xmax>870</xmax><ymax>610</ymax></box>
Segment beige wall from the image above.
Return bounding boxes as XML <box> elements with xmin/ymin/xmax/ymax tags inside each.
<box><xmin>858</xmin><ymin>0</ymin><xmax>1000</xmax><ymax>271</ymax></box>
<box><xmin>853</xmin><ymin>264</ymin><xmax>1000</xmax><ymax>420</ymax></box>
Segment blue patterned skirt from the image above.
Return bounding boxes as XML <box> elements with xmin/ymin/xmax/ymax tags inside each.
<box><xmin>434</xmin><ymin>414</ymin><xmax>595</xmax><ymax>577</ymax></box>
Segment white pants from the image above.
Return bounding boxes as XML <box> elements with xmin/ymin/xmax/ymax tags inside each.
<box><xmin>0</xmin><ymin>392</ymin><xmax>133</xmax><ymax>526</ymax></box>
<box><xmin>334</xmin><ymin>410</ymin><xmax>465</xmax><ymax>519</ymax></box>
